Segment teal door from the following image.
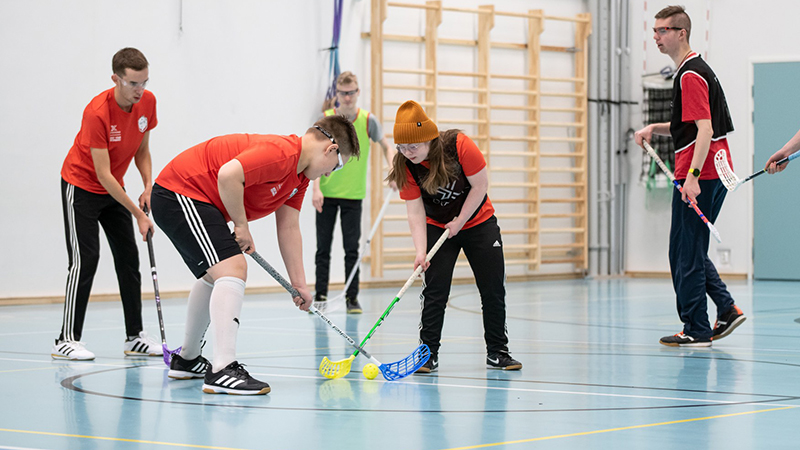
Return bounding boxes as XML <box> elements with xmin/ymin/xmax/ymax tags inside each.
<box><xmin>753</xmin><ymin>61</ymin><xmax>800</xmax><ymax>280</ymax></box>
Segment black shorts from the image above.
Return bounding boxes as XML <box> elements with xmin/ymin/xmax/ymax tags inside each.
<box><xmin>151</xmin><ymin>184</ymin><xmax>241</xmax><ymax>278</ymax></box>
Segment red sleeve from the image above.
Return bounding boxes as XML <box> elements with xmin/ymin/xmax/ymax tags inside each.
<box><xmin>81</xmin><ymin>108</ymin><xmax>108</xmax><ymax>149</ymax></box>
<box><xmin>680</xmin><ymin>72</ymin><xmax>711</xmax><ymax>122</ymax></box>
<box><xmin>456</xmin><ymin>134</ymin><xmax>486</xmax><ymax>176</ymax></box>
<box><xmin>399</xmin><ymin>166</ymin><xmax>421</xmax><ymax>200</ymax></box>
<box><xmin>237</xmin><ymin>145</ymin><xmax>286</xmax><ymax>188</ymax></box>
<box><xmin>147</xmin><ymin>92</ymin><xmax>158</xmax><ymax>130</ymax></box>
<box><xmin>283</xmin><ymin>178</ymin><xmax>309</xmax><ymax>211</ymax></box>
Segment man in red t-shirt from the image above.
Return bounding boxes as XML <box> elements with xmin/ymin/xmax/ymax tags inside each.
<box><xmin>151</xmin><ymin>115</ymin><xmax>359</xmax><ymax>395</ymax></box>
<box><xmin>635</xmin><ymin>6</ymin><xmax>745</xmax><ymax>348</ymax></box>
<box><xmin>53</xmin><ymin>48</ymin><xmax>162</xmax><ymax>361</ymax></box>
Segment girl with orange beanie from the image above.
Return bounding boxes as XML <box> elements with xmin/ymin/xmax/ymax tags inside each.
<box><xmin>387</xmin><ymin>100</ymin><xmax>522</xmax><ymax>373</ymax></box>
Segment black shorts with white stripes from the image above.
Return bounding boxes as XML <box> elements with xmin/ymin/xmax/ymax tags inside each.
<box><xmin>151</xmin><ymin>183</ymin><xmax>242</xmax><ymax>278</ymax></box>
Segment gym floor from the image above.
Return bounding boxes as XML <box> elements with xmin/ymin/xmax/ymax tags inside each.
<box><xmin>1</xmin><ymin>277</ymin><xmax>799</xmax><ymax>449</ymax></box>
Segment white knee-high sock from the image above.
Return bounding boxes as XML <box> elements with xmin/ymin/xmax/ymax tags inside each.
<box><xmin>209</xmin><ymin>276</ymin><xmax>246</xmax><ymax>372</ymax></box>
<box><xmin>179</xmin><ymin>278</ymin><xmax>214</xmax><ymax>360</ymax></box>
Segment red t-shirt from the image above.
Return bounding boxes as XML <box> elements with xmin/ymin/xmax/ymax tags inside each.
<box><xmin>155</xmin><ymin>134</ymin><xmax>309</xmax><ymax>222</ymax></box>
<box><xmin>674</xmin><ymin>61</ymin><xmax>732</xmax><ymax>179</ymax></box>
<box><xmin>61</xmin><ymin>88</ymin><xmax>158</xmax><ymax>194</ymax></box>
<box><xmin>399</xmin><ymin>133</ymin><xmax>494</xmax><ymax>229</ymax></box>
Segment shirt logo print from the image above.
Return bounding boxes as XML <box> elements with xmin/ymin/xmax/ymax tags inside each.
<box><xmin>138</xmin><ymin>116</ymin><xmax>148</xmax><ymax>133</ymax></box>
<box><xmin>433</xmin><ymin>180</ymin><xmax>460</xmax><ymax>206</ymax></box>
<box><xmin>110</xmin><ymin>125</ymin><xmax>122</xmax><ymax>142</ymax></box>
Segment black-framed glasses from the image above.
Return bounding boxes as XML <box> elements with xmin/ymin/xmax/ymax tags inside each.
<box><xmin>337</xmin><ymin>88</ymin><xmax>359</xmax><ymax>97</ymax></box>
<box><xmin>653</xmin><ymin>26</ymin><xmax>683</xmax><ymax>35</ymax></box>
<box><xmin>314</xmin><ymin>125</ymin><xmax>336</xmax><ymax>144</ymax></box>
<box><xmin>314</xmin><ymin>125</ymin><xmax>344</xmax><ymax>172</ymax></box>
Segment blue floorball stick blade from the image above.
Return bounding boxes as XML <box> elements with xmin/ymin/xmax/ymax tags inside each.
<box><xmin>378</xmin><ymin>344</ymin><xmax>431</xmax><ymax>381</ymax></box>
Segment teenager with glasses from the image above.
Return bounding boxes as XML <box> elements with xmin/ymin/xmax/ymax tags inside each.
<box><xmin>387</xmin><ymin>100</ymin><xmax>522</xmax><ymax>373</ymax></box>
<box><xmin>635</xmin><ymin>5</ymin><xmax>745</xmax><ymax>347</ymax></box>
<box><xmin>312</xmin><ymin>71</ymin><xmax>395</xmax><ymax>313</ymax></box>
<box><xmin>150</xmin><ymin>115</ymin><xmax>359</xmax><ymax>395</ymax></box>
<box><xmin>54</xmin><ymin>47</ymin><xmax>162</xmax><ymax>361</ymax></box>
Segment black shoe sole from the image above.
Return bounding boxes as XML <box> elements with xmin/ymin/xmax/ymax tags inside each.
<box><xmin>713</xmin><ymin>316</ymin><xmax>746</xmax><ymax>341</ymax></box>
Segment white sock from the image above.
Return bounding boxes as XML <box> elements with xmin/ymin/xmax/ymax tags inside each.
<box><xmin>179</xmin><ymin>278</ymin><xmax>214</xmax><ymax>360</ymax></box>
<box><xmin>209</xmin><ymin>276</ymin><xmax>246</xmax><ymax>372</ymax></box>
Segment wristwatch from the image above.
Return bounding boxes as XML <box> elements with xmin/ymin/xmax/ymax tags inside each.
<box><xmin>689</xmin><ymin>168</ymin><xmax>701</xmax><ymax>177</ymax></box>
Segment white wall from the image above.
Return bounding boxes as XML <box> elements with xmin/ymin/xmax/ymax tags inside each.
<box><xmin>0</xmin><ymin>0</ymin><xmax>331</xmax><ymax>297</ymax></box>
<box><xmin>0</xmin><ymin>0</ymin><xmax>588</xmax><ymax>299</ymax></box>
<box><xmin>625</xmin><ymin>0</ymin><xmax>800</xmax><ymax>276</ymax></box>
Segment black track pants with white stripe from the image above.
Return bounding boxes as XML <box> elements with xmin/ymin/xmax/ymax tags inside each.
<box><xmin>418</xmin><ymin>216</ymin><xmax>509</xmax><ymax>356</ymax></box>
<box><xmin>59</xmin><ymin>179</ymin><xmax>143</xmax><ymax>342</ymax></box>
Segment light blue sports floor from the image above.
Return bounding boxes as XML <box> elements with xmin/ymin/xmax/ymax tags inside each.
<box><xmin>1</xmin><ymin>277</ymin><xmax>800</xmax><ymax>450</ymax></box>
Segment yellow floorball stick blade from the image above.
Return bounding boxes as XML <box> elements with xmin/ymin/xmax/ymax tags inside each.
<box><xmin>319</xmin><ymin>355</ymin><xmax>355</xmax><ymax>379</ymax></box>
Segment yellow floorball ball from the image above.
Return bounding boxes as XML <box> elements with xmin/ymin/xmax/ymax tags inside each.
<box><xmin>362</xmin><ymin>363</ymin><xmax>380</xmax><ymax>380</ymax></box>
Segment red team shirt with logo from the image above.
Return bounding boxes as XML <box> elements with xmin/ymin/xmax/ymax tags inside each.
<box><xmin>61</xmin><ymin>88</ymin><xmax>158</xmax><ymax>194</ymax></box>
<box><xmin>674</xmin><ymin>54</ymin><xmax>732</xmax><ymax>180</ymax></box>
<box><xmin>155</xmin><ymin>134</ymin><xmax>309</xmax><ymax>222</ymax></box>
<box><xmin>399</xmin><ymin>133</ymin><xmax>494</xmax><ymax>230</ymax></box>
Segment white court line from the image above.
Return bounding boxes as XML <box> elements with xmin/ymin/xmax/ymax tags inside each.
<box><xmin>250</xmin><ymin>371</ymin><xmax>800</xmax><ymax>408</ymax></box>
<box><xmin>4</xmin><ymin>355</ymin><xmax>798</xmax><ymax>410</ymax></box>
<box><xmin>0</xmin><ymin>446</ymin><xmax>53</xmax><ymax>450</ymax></box>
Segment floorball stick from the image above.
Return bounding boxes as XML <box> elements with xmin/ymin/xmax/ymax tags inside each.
<box><xmin>248</xmin><ymin>251</ymin><xmax>430</xmax><ymax>380</ymax></box>
<box><xmin>319</xmin><ymin>228</ymin><xmax>449</xmax><ymax>377</ymax></box>
<box><xmin>714</xmin><ymin>148</ymin><xmax>800</xmax><ymax>192</ymax></box>
<box><xmin>143</xmin><ymin>208</ymin><xmax>182</xmax><ymax>366</ymax></box>
<box><xmin>642</xmin><ymin>141</ymin><xmax>722</xmax><ymax>243</ymax></box>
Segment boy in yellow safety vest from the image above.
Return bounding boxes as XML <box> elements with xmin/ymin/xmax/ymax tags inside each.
<box><xmin>312</xmin><ymin>71</ymin><xmax>395</xmax><ymax>313</ymax></box>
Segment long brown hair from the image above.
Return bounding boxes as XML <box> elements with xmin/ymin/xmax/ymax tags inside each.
<box><xmin>387</xmin><ymin>129</ymin><xmax>461</xmax><ymax>193</ymax></box>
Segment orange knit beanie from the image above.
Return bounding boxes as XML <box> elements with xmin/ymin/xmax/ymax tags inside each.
<box><xmin>393</xmin><ymin>100</ymin><xmax>439</xmax><ymax>144</ymax></box>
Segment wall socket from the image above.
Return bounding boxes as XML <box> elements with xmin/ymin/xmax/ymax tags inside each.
<box><xmin>717</xmin><ymin>248</ymin><xmax>731</xmax><ymax>267</ymax></box>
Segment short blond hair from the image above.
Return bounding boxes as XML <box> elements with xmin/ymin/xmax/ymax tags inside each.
<box><xmin>336</xmin><ymin>71</ymin><xmax>358</xmax><ymax>87</ymax></box>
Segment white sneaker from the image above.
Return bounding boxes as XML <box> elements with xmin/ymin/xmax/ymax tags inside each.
<box><xmin>124</xmin><ymin>331</ymin><xmax>163</xmax><ymax>356</ymax></box>
<box><xmin>52</xmin><ymin>339</ymin><xmax>95</xmax><ymax>361</ymax></box>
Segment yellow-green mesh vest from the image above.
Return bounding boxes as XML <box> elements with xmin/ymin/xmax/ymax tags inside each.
<box><xmin>318</xmin><ymin>108</ymin><xmax>371</xmax><ymax>199</ymax></box>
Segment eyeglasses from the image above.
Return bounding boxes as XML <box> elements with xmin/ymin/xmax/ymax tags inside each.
<box><xmin>120</xmin><ymin>77</ymin><xmax>148</xmax><ymax>90</ymax></box>
<box><xmin>337</xmin><ymin>88</ymin><xmax>359</xmax><ymax>97</ymax></box>
<box><xmin>314</xmin><ymin>125</ymin><xmax>344</xmax><ymax>172</ymax></box>
<box><xmin>653</xmin><ymin>26</ymin><xmax>683</xmax><ymax>35</ymax></box>
<box><xmin>396</xmin><ymin>143</ymin><xmax>422</xmax><ymax>153</ymax></box>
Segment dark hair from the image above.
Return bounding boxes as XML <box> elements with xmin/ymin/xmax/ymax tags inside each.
<box><xmin>310</xmin><ymin>115</ymin><xmax>360</xmax><ymax>160</ymax></box>
<box><xmin>387</xmin><ymin>129</ymin><xmax>461</xmax><ymax>193</ymax></box>
<box><xmin>112</xmin><ymin>48</ymin><xmax>148</xmax><ymax>76</ymax></box>
<box><xmin>655</xmin><ymin>5</ymin><xmax>692</xmax><ymax>41</ymax></box>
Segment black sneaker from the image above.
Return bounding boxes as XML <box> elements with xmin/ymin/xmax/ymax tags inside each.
<box><xmin>168</xmin><ymin>354</ymin><xmax>210</xmax><ymax>380</ymax></box>
<box><xmin>659</xmin><ymin>333</ymin><xmax>712</xmax><ymax>347</ymax></box>
<box><xmin>414</xmin><ymin>354</ymin><xmax>438</xmax><ymax>373</ymax></box>
<box><xmin>713</xmin><ymin>305</ymin><xmax>746</xmax><ymax>341</ymax></box>
<box><xmin>487</xmin><ymin>351</ymin><xmax>522</xmax><ymax>370</ymax></box>
<box><xmin>346</xmin><ymin>296</ymin><xmax>362</xmax><ymax>314</ymax></box>
<box><xmin>202</xmin><ymin>361</ymin><xmax>271</xmax><ymax>395</ymax></box>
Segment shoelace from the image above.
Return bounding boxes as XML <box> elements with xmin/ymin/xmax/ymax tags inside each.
<box><xmin>232</xmin><ymin>363</ymin><xmax>251</xmax><ymax>378</ymax></box>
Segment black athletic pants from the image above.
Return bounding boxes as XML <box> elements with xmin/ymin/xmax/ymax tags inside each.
<box><xmin>419</xmin><ymin>216</ymin><xmax>509</xmax><ymax>356</ymax></box>
<box><xmin>59</xmin><ymin>179</ymin><xmax>143</xmax><ymax>342</ymax></box>
<box><xmin>315</xmin><ymin>197</ymin><xmax>362</xmax><ymax>299</ymax></box>
<box><xmin>669</xmin><ymin>178</ymin><xmax>734</xmax><ymax>340</ymax></box>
